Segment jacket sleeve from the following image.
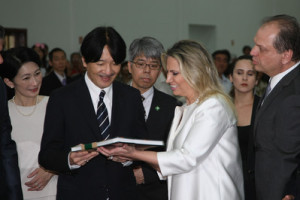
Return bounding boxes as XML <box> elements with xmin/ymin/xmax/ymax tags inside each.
<box><xmin>0</xmin><ymin>78</ymin><xmax>23</xmax><ymax>200</ymax></box>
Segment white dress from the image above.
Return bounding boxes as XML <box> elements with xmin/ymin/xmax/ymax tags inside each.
<box><xmin>8</xmin><ymin>96</ymin><xmax>57</xmax><ymax>200</ymax></box>
<box><xmin>157</xmin><ymin>95</ymin><xmax>244</xmax><ymax>200</ymax></box>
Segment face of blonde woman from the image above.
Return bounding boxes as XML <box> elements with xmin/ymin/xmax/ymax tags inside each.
<box><xmin>12</xmin><ymin>62</ymin><xmax>42</xmax><ymax>99</ymax></box>
<box><xmin>230</xmin><ymin>59</ymin><xmax>257</xmax><ymax>94</ymax></box>
<box><xmin>166</xmin><ymin>56</ymin><xmax>196</xmax><ymax>104</ymax></box>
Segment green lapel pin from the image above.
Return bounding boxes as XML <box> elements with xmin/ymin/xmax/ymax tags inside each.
<box><xmin>155</xmin><ymin>106</ymin><xmax>160</xmax><ymax>111</ymax></box>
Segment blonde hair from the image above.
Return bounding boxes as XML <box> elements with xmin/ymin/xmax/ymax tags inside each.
<box><xmin>162</xmin><ymin>40</ymin><xmax>234</xmax><ymax>110</ymax></box>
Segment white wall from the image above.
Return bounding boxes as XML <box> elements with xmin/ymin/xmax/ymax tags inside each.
<box><xmin>1</xmin><ymin>0</ymin><xmax>299</xmax><ymax>59</ymax></box>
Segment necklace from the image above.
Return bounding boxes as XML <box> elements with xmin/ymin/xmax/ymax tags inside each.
<box><xmin>12</xmin><ymin>96</ymin><xmax>38</xmax><ymax>116</ymax></box>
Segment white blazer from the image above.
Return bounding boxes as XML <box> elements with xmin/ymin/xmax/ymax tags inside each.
<box><xmin>157</xmin><ymin>95</ymin><xmax>244</xmax><ymax>200</ymax></box>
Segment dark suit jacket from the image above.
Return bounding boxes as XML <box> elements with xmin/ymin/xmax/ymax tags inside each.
<box><xmin>254</xmin><ymin>64</ymin><xmax>300</xmax><ymax>200</ymax></box>
<box><xmin>0</xmin><ymin>78</ymin><xmax>23</xmax><ymax>200</ymax></box>
<box><xmin>137</xmin><ymin>88</ymin><xmax>179</xmax><ymax>200</ymax></box>
<box><xmin>40</xmin><ymin>71</ymin><xmax>72</xmax><ymax>96</ymax></box>
<box><xmin>39</xmin><ymin>78</ymin><xmax>148</xmax><ymax>200</ymax></box>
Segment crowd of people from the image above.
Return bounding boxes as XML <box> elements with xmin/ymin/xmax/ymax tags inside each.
<box><xmin>0</xmin><ymin>14</ymin><xmax>299</xmax><ymax>200</ymax></box>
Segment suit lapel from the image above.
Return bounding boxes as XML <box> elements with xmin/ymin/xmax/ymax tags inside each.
<box><xmin>75</xmin><ymin>78</ymin><xmax>102</xmax><ymax>141</ymax></box>
<box><xmin>254</xmin><ymin>65</ymin><xmax>300</xmax><ymax>135</ymax></box>
<box><xmin>146</xmin><ymin>88</ymin><xmax>161</xmax><ymax>126</ymax></box>
<box><xmin>110</xmin><ymin>82</ymin><xmax>126</xmax><ymax>138</ymax></box>
<box><xmin>167</xmin><ymin>103</ymin><xmax>195</xmax><ymax>150</ymax></box>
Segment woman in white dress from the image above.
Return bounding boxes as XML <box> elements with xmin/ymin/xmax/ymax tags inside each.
<box><xmin>0</xmin><ymin>47</ymin><xmax>57</xmax><ymax>200</ymax></box>
<box><xmin>98</xmin><ymin>40</ymin><xmax>244</xmax><ymax>200</ymax></box>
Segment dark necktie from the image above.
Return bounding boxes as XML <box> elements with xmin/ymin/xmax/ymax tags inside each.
<box><xmin>262</xmin><ymin>80</ymin><xmax>272</xmax><ymax>105</ymax></box>
<box><xmin>97</xmin><ymin>90</ymin><xmax>110</xmax><ymax>140</ymax></box>
<box><xmin>62</xmin><ymin>78</ymin><xmax>67</xmax><ymax>86</ymax></box>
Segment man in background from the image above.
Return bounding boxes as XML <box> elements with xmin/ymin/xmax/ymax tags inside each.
<box><xmin>212</xmin><ymin>49</ymin><xmax>232</xmax><ymax>93</ymax></box>
<box><xmin>128</xmin><ymin>36</ymin><xmax>180</xmax><ymax>200</ymax></box>
<box><xmin>40</xmin><ymin>48</ymin><xmax>72</xmax><ymax>95</ymax></box>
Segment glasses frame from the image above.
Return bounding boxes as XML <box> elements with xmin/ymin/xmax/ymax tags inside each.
<box><xmin>131</xmin><ymin>61</ymin><xmax>161</xmax><ymax>71</ymax></box>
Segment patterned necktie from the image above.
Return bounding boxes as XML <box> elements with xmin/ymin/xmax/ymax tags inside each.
<box><xmin>97</xmin><ymin>90</ymin><xmax>110</xmax><ymax>140</ymax></box>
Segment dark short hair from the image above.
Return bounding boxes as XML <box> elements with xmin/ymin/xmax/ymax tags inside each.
<box><xmin>80</xmin><ymin>26</ymin><xmax>126</xmax><ymax>64</ymax></box>
<box><xmin>0</xmin><ymin>47</ymin><xmax>41</xmax><ymax>81</ymax></box>
<box><xmin>49</xmin><ymin>48</ymin><xmax>66</xmax><ymax>61</ymax></box>
<box><xmin>212</xmin><ymin>49</ymin><xmax>231</xmax><ymax>63</ymax></box>
<box><xmin>262</xmin><ymin>14</ymin><xmax>300</xmax><ymax>61</ymax></box>
<box><xmin>0</xmin><ymin>25</ymin><xmax>5</xmax><ymax>39</ymax></box>
<box><xmin>242</xmin><ymin>45</ymin><xmax>251</xmax><ymax>53</ymax></box>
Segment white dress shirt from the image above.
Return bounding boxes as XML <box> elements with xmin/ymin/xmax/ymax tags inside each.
<box><xmin>85</xmin><ymin>73</ymin><xmax>113</xmax><ymax>121</ymax></box>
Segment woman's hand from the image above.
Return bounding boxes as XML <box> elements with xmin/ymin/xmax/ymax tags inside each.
<box><xmin>97</xmin><ymin>144</ymin><xmax>136</xmax><ymax>161</ymax></box>
<box><xmin>25</xmin><ymin>167</ymin><xmax>55</xmax><ymax>191</ymax></box>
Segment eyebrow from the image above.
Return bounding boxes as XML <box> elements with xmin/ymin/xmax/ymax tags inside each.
<box><xmin>20</xmin><ymin>69</ymin><xmax>40</xmax><ymax>77</ymax></box>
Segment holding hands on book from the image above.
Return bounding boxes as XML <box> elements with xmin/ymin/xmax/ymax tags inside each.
<box><xmin>97</xmin><ymin>144</ymin><xmax>161</xmax><ymax>172</ymax></box>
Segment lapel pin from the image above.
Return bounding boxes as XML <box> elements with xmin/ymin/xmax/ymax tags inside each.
<box><xmin>155</xmin><ymin>106</ymin><xmax>160</xmax><ymax>111</ymax></box>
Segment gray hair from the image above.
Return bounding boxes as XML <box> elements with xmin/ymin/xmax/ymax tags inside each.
<box><xmin>128</xmin><ymin>36</ymin><xmax>164</xmax><ymax>62</ymax></box>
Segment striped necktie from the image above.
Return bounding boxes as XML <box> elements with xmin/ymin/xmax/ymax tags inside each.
<box><xmin>97</xmin><ymin>90</ymin><xmax>110</xmax><ymax>140</ymax></box>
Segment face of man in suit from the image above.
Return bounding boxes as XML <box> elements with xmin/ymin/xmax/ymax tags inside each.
<box><xmin>83</xmin><ymin>45</ymin><xmax>121</xmax><ymax>89</ymax></box>
<box><xmin>251</xmin><ymin>22</ymin><xmax>292</xmax><ymax>77</ymax></box>
<box><xmin>49</xmin><ymin>50</ymin><xmax>67</xmax><ymax>76</ymax></box>
<box><xmin>128</xmin><ymin>55</ymin><xmax>161</xmax><ymax>94</ymax></box>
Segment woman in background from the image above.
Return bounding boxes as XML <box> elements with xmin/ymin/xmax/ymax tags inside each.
<box><xmin>99</xmin><ymin>40</ymin><xmax>244</xmax><ymax>200</ymax></box>
<box><xmin>0</xmin><ymin>47</ymin><xmax>57</xmax><ymax>200</ymax></box>
<box><xmin>229</xmin><ymin>55</ymin><xmax>259</xmax><ymax>200</ymax></box>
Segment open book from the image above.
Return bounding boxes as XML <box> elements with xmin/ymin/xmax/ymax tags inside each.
<box><xmin>71</xmin><ymin>137</ymin><xmax>164</xmax><ymax>152</ymax></box>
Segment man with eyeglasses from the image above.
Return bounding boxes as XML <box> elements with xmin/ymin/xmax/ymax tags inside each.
<box><xmin>128</xmin><ymin>37</ymin><xmax>180</xmax><ymax>200</ymax></box>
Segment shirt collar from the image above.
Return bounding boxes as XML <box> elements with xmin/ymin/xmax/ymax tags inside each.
<box><xmin>84</xmin><ymin>73</ymin><xmax>113</xmax><ymax>102</ymax></box>
<box><xmin>141</xmin><ymin>87</ymin><xmax>154</xmax><ymax>100</ymax></box>
<box><xmin>270</xmin><ymin>61</ymin><xmax>300</xmax><ymax>90</ymax></box>
<box><xmin>54</xmin><ymin>71</ymin><xmax>66</xmax><ymax>82</ymax></box>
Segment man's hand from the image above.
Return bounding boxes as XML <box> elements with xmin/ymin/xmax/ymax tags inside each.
<box><xmin>70</xmin><ymin>150</ymin><xmax>99</xmax><ymax>166</ymax></box>
<box><xmin>133</xmin><ymin>166</ymin><xmax>145</xmax><ymax>184</ymax></box>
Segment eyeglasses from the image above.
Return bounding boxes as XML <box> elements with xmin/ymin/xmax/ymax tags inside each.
<box><xmin>131</xmin><ymin>61</ymin><xmax>161</xmax><ymax>70</ymax></box>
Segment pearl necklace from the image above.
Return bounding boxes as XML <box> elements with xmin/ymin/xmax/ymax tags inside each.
<box><xmin>12</xmin><ymin>96</ymin><xmax>38</xmax><ymax>116</ymax></box>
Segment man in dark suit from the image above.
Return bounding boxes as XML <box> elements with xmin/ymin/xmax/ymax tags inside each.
<box><xmin>251</xmin><ymin>15</ymin><xmax>300</xmax><ymax>200</ymax></box>
<box><xmin>128</xmin><ymin>37</ymin><xmax>179</xmax><ymax>200</ymax></box>
<box><xmin>38</xmin><ymin>27</ymin><xmax>148</xmax><ymax>200</ymax></box>
<box><xmin>40</xmin><ymin>48</ymin><xmax>72</xmax><ymax>95</ymax></box>
<box><xmin>0</xmin><ymin>25</ymin><xmax>23</xmax><ymax>200</ymax></box>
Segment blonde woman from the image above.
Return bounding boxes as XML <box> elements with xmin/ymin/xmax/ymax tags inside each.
<box><xmin>0</xmin><ymin>47</ymin><xmax>57</xmax><ymax>200</ymax></box>
<box><xmin>98</xmin><ymin>40</ymin><xmax>244</xmax><ymax>200</ymax></box>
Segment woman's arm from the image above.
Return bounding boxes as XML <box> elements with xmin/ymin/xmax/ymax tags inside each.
<box><xmin>98</xmin><ymin>145</ymin><xmax>160</xmax><ymax>172</ymax></box>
